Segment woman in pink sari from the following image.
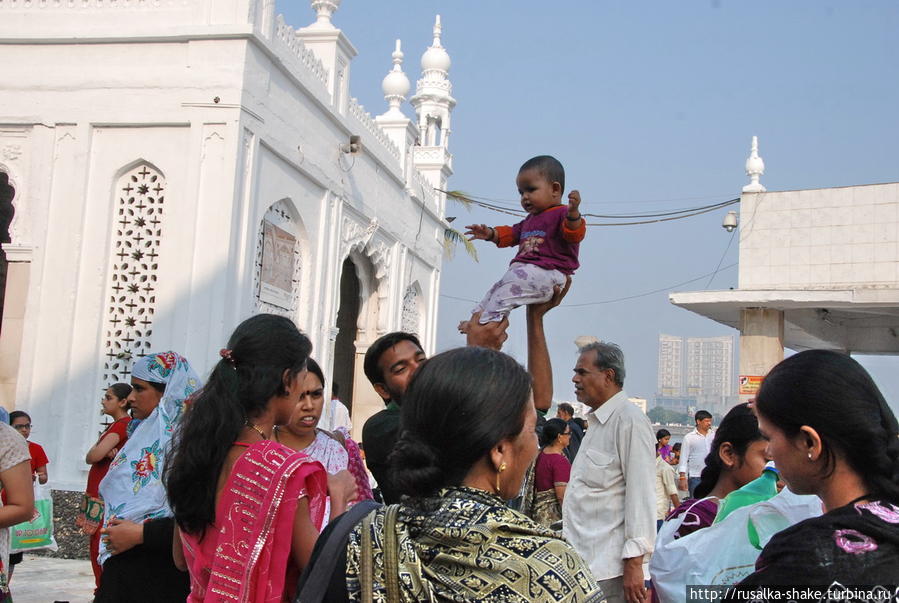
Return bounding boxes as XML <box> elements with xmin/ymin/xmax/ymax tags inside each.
<box><xmin>165</xmin><ymin>314</ymin><xmax>356</xmax><ymax>602</ymax></box>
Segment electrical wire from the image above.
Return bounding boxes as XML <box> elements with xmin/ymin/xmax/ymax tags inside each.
<box><xmin>586</xmin><ymin>204</ymin><xmax>736</xmax><ymax>227</ymax></box>
<box><xmin>444</xmin><ymin>191</ymin><xmax>739</xmax><ymax>218</ymax></box>
<box><xmin>706</xmin><ymin>227</ymin><xmax>738</xmax><ymax>288</ymax></box>
<box><xmin>584</xmin><ymin>198</ymin><xmax>738</xmax><ymax>219</ymax></box>
<box><xmin>438</xmin><ymin>188</ymin><xmax>740</xmax><ymax>226</ymax></box>
<box><xmin>440</xmin><ymin>189</ymin><xmax>743</xmax><ymax>208</ymax></box>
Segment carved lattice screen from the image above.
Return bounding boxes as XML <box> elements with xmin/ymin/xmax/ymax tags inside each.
<box><xmin>101</xmin><ymin>164</ymin><xmax>164</xmax><ymax>385</ymax></box>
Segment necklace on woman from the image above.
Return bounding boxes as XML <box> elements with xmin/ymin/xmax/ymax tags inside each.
<box><xmin>245</xmin><ymin>421</ymin><xmax>269</xmax><ymax>440</ymax></box>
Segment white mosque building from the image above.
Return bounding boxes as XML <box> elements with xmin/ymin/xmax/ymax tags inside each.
<box><xmin>0</xmin><ymin>0</ymin><xmax>456</xmax><ymax>491</ymax></box>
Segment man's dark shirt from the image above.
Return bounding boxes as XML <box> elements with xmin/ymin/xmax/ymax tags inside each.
<box><xmin>361</xmin><ymin>400</ymin><xmax>401</xmax><ymax>504</ymax></box>
<box><xmin>565</xmin><ymin>418</ymin><xmax>584</xmax><ymax>461</ymax></box>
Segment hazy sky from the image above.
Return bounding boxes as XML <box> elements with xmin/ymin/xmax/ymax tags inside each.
<box><xmin>278</xmin><ymin>1</ymin><xmax>899</xmax><ymax>414</ymax></box>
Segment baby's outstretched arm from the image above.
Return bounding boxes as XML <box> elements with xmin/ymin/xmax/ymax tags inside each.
<box><xmin>562</xmin><ymin>190</ymin><xmax>586</xmax><ymax>243</ymax></box>
<box><xmin>464</xmin><ymin>224</ymin><xmax>496</xmax><ymax>243</ymax></box>
<box><xmin>567</xmin><ymin>190</ymin><xmax>582</xmax><ymax>222</ymax></box>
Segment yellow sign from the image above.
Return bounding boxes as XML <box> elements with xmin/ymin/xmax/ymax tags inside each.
<box><xmin>739</xmin><ymin>375</ymin><xmax>763</xmax><ymax>395</ymax></box>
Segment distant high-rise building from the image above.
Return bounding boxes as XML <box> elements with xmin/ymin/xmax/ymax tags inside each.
<box><xmin>655</xmin><ymin>334</ymin><xmax>736</xmax><ymax>414</ymax></box>
<box><xmin>685</xmin><ymin>336</ymin><xmax>734</xmax><ymax>398</ymax></box>
<box><xmin>657</xmin><ymin>334</ymin><xmax>684</xmax><ymax>396</ymax></box>
<box><xmin>628</xmin><ymin>397</ymin><xmax>648</xmax><ymax>414</ymax></box>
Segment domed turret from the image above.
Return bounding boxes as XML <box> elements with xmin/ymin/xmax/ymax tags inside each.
<box><xmin>382</xmin><ymin>40</ymin><xmax>410</xmax><ymax>102</ymax></box>
<box><xmin>409</xmin><ymin>14</ymin><xmax>456</xmax><ymax>200</ymax></box>
<box><xmin>421</xmin><ymin>16</ymin><xmax>451</xmax><ymax>73</ymax></box>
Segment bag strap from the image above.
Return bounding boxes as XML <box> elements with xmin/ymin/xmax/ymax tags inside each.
<box><xmin>383</xmin><ymin>504</ymin><xmax>402</xmax><ymax>602</ymax></box>
<box><xmin>360</xmin><ymin>509</ymin><xmax>376</xmax><ymax>602</ymax></box>
<box><xmin>295</xmin><ymin>499</ymin><xmax>381</xmax><ymax>603</ymax></box>
<box><xmin>319</xmin><ymin>427</ymin><xmax>347</xmax><ymax>450</ymax></box>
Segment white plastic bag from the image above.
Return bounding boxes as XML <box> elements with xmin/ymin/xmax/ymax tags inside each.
<box><xmin>649</xmin><ymin>488</ymin><xmax>822</xmax><ymax>603</ymax></box>
<box><xmin>10</xmin><ymin>482</ymin><xmax>58</xmax><ymax>553</ymax></box>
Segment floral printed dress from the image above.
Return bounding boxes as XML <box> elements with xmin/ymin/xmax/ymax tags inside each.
<box><xmin>736</xmin><ymin>498</ymin><xmax>899</xmax><ymax>590</ymax></box>
<box><xmin>0</xmin><ymin>424</ymin><xmax>29</xmax><ymax>600</ymax></box>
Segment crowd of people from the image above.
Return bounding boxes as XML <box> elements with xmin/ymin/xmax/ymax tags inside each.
<box><xmin>29</xmin><ymin>310</ymin><xmax>888</xmax><ymax>603</ymax></box>
<box><xmin>0</xmin><ymin>154</ymin><xmax>895</xmax><ymax>602</ymax></box>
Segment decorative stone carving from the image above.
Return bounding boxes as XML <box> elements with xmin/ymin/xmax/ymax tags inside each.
<box><xmin>367</xmin><ymin>240</ymin><xmax>389</xmax><ymax>279</ymax></box>
<box><xmin>274</xmin><ymin>15</ymin><xmax>328</xmax><ymax>87</ymax></box>
<box><xmin>1</xmin><ymin>145</ymin><xmax>22</xmax><ymax>161</ymax></box>
<box><xmin>101</xmin><ymin>163</ymin><xmax>165</xmax><ymax>384</ymax></box>
<box><xmin>343</xmin><ymin>216</ymin><xmax>378</xmax><ymax>251</ymax></box>
<box><xmin>310</xmin><ymin>0</ymin><xmax>340</xmax><ymax>28</ymax></box>
<box><xmin>401</xmin><ymin>285</ymin><xmax>420</xmax><ymax>335</ymax></box>
<box><xmin>347</xmin><ymin>98</ymin><xmax>401</xmax><ymax>161</ymax></box>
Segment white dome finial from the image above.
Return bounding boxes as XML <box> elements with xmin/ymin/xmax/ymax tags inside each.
<box><xmin>743</xmin><ymin>135</ymin><xmax>766</xmax><ymax>193</ymax></box>
<box><xmin>433</xmin><ymin>15</ymin><xmax>442</xmax><ymax>47</ymax></box>
<box><xmin>381</xmin><ymin>39</ymin><xmax>410</xmax><ymax>116</ymax></box>
<box><xmin>309</xmin><ymin>0</ymin><xmax>340</xmax><ymax>29</ymax></box>
<box><xmin>392</xmin><ymin>39</ymin><xmax>404</xmax><ymax>67</ymax></box>
<box><xmin>421</xmin><ymin>14</ymin><xmax>451</xmax><ymax>73</ymax></box>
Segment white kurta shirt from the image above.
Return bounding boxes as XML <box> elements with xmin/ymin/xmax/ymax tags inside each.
<box><xmin>677</xmin><ymin>427</ymin><xmax>715</xmax><ymax>478</ymax></box>
<box><xmin>320</xmin><ymin>397</ymin><xmax>353</xmax><ymax>433</ymax></box>
<box><xmin>562</xmin><ymin>390</ymin><xmax>657</xmax><ymax>580</ymax></box>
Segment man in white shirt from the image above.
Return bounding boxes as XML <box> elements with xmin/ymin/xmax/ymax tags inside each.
<box><xmin>677</xmin><ymin>410</ymin><xmax>714</xmax><ymax>497</ymax></box>
<box><xmin>320</xmin><ymin>383</ymin><xmax>353</xmax><ymax>433</ymax></box>
<box><xmin>563</xmin><ymin>342</ymin><xmax>656</xmax><ymax>603</ymax></box>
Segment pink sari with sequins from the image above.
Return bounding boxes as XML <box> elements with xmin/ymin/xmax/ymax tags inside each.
<box><xmin>181</xmin><ymin>440</ymin><xmax>328</xmax><ymax>603</ymax></box>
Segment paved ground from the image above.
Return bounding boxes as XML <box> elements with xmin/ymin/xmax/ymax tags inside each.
<box><xmin>9</xmin><ymin>555</ymin><xmax>94</xmax><ymax>603</ymax></box>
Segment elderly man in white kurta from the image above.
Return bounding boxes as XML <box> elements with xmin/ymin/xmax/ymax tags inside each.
<box><xmin>563</xmin><ymin>341</ymin><xmax>656</xmax><ymax>603</ymax></box>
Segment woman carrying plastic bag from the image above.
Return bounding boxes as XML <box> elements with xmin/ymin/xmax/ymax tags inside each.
<box><xmin>650</xmin><ymin>486</ymin><xmax>821</xmax><ymax>602</ymax></box>
<box><xmin>9</xmin><ymin>481</ymin><xmax>56</xmax><ymax>554</ymax></box>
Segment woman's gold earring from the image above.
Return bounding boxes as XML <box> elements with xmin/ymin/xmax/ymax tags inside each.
<box><xmin>495</xmin><ymin>462</ymin><xmax>507</xmax><ymax>494</ymax></box>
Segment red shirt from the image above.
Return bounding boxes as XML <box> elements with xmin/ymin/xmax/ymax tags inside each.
<box><xmin>86</xmin><ymin>417</ymin><xmax>130</xmax><ymax>496</ymax></box>
<box><xmin>27</xmin><ymin>441</ymin><xmax>49</xmax><ymax>474</ymax></box>
<box><xmin>0</xmin><ymin>440</ymin><xmax>50</xmax><ymax>505</ymax></box>
<box><xmin>493</xmin><ymin>205</ymin><xmax>587</xmax><ymax>275</ymax></box>
<box><xmin>534</xmin><ymin>450</ymin><xmax>571</xmax><ymax>491</ymax></box>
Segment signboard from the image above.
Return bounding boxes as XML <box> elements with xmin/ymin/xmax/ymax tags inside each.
<box><xmin>738</xmin><ymin>375</ymin><xmax>764</xmax><ymax>395</ymax></box>
<box><xmin>259</xmin><ymin>220</ymin><xmax>295</xmax><ymax>310</ymax></box>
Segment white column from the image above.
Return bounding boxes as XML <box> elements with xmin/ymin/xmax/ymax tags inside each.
<box><xmin>739</xmin><ymin>308</ymin><xmax>784</xmax><ymax>403</ymax></box>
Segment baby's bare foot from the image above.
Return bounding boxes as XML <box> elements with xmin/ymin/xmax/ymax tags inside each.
<box><xmin>457</xmin><ymin>319</ymin><xmax>471</xmax><ymax>334</ymax></box>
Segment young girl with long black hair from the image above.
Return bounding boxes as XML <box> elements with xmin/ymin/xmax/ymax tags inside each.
<box><xmin>166</xmin><ymin>314</ymin><xmax>355</xmax><ymax>603</ymax></box>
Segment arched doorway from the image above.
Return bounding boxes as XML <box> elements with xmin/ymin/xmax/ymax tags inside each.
<box><xmin>332</xmin><ymin>258</ymin><xmax>360</xmax><ymax>417</ymax></box>
<box><xmin>0</xmin><ymin>171</ymin><xmax>15</xmax><ymax>334</ymax></box>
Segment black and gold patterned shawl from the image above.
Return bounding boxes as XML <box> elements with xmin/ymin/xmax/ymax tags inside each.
<box><xmin>345</xmin><ymin>486</ymin><xmax>603</xmax><ymax>602</ymax></box>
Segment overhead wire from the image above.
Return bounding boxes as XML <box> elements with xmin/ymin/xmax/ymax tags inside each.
<box><xmin>439</xmin><ymin>189</ymin><xmax>742</xmax><ymax>207</ymax></box>
<box><xmin>437</xmin><ymin>186</ymin><xmax>742</xmax><ymax>304</ymax></box>
<box><xmin>706</xmin><ymin>227</ymin><xmax>738</xmax><ymax>288</ymax></box>
<box><xmin>437</xmin><ymin>188</ymin><xmax>740</xmax><ymax>226</ymax></box>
